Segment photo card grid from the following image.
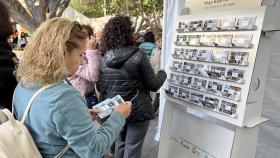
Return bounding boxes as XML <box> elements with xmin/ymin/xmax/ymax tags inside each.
<box><xmin>166</xmin><ymin>85</ymin><xmax>239</xmax><ymax>117</ymax></box>
<box><xmin>169</xmin><ymin>15</ymin><xmax>259</xmax><ymax>119</ymax></box>
<box><xmin>176</xmin><ymin>16</ymin><xmax>257</xmax><ymax>32</ymax></box>
<box><xmin>171</xmin><ymin>60</ymin><xmax>246</xmax><ymax>83</ymax></box>
<box><xmin>173</xmin><ymin>48</ymin><xmax>249</xmax><ymax>66</ymax></box>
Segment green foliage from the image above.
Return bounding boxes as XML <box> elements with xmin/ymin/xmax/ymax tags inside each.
<box><xmin>142</xmin><ymin>0</ymin><xmax>163</xmax><ymax>14</ymax></box>
<box><xmin>70</xmin><ymin>0</ymin><xmax>163</xmax><ymax>33</ymax></box>
<box><xmin>70</xmin><ymin>0</ymin><xmax>102</xmax><ymax>17</ymax></box>
<box><xmin>70</xmin><ymin>0</ymin><xmax>163</xmax><ymax>18</ymax></box>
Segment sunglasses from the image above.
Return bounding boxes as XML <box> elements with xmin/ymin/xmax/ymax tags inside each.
<box><xmin>73</xmin><ymin>21</ymin><xmax>82</xmax><ymax>30</ymax></box>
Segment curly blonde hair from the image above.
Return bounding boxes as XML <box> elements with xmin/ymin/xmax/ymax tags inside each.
<box><xmin>17</xmin><ymin>18</ymin><xmax>88</xmax><ymax>86</ymax></box>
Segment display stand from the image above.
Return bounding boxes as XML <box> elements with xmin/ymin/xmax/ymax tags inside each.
<box><xmin>158</xmin><ymin>0</ymin><xmax>280</xmax><ymax>157</ymax></box>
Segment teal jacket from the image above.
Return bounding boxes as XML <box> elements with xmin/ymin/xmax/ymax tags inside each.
<box><xmin>13</xmin><ymin>81</ymin><xmax>125</xmax><ymax>158</ymax></box>
<box><xmin>139</xmin><ymin>42</ymin><xmax>156</xmax><ymax>58</ymax></box>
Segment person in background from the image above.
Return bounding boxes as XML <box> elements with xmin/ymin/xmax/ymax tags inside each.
<box><xmin>150</xmin><ymin>33</ymin><xmax>162</xmax><ymax>113</ymax></box>
<box><xmin>0</xmin><ymin>1</ymin><xmax>18</xmax><ymax>111</ymax></box>
<box><xmin>67</xmin><ymin>24</ymin><xmax>101</xmax><ymax>109</ymax></box>
<box><xmin>12</xmin><ymin>25</ymin><xmax>19</xmax><ymax>48</ymax></box>
<box><xmin>7</xmin><ymin>35</ymin><xmax>13</xmax><ymax>48</ymax></box>
<box><xmin>138</xmin><ymin>31</ymin><xmax>156</xmax><ymax>58</ymax></box>
<box><xmin>13</xmin><ymin>18</ymin><xmax>132</xmax><ymax>158</ymax></box>
<box><xmin>19</xmin><ymin>32</ymin><xmax>27</xmax><ymax>49</ymax></box>
<box><xmin>24</xmin><ymin>32</ymin><xmax>30</xmax><ymax>43</ymax></box>
<box><xmin>97</xmin><ymin>15</ymin><xmax>167</xmax><ymax>158</ymax></box>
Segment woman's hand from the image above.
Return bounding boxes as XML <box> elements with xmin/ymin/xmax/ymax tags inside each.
<box><xmin>115</xmin><ymin>101</ymin><xmax>132</xmax><ymax>118</ymax></box>
<box><xmin>88</xmin><ymin>109</ymin><xmax>100</xmax><ymax>120</ymax></box>
<box><xmin>86</xmin><ymin>35</ymin><xmax>97</xmax><ymax>50</ymax></box>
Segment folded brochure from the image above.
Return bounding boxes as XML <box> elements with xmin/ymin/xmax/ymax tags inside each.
<box><xmin>92</xmin><ymin>95</ymin><xmax>125</xmax><ymax>119</ymax></box>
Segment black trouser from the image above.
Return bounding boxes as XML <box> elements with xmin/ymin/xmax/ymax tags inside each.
<box><xmin>115</xmin><ymin>120</ymin><xmax>150</xmax><ymax>158</ymax></box>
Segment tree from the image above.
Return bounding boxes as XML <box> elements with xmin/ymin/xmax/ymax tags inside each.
<box><xmin>70</xmin><ymin>0</ymin><xmax>163</xmax><ymax>34</ymax></box>
<box><xmin>3</xmin><ymin>0</ymin><xmax>71</xmax><ymax>31</ymax></box>
<box><xmin>132</xmin><ymin>0</ymin><xmax>163</xmax><ymax>34</ymax></box>
<box><xmin>70</xmin><ymin>0</ymin><xmax>105</xmax><ymax>18</ymax></box>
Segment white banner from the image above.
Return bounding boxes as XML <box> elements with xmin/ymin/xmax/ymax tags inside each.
<box><xmin>186</xmin><ymin>0</ymin><xmax>262</xmax><ymax>14</ymax></box>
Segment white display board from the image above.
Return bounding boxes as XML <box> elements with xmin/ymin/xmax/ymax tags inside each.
<box><xmin>164</xmin><ymin>7</ymin><xmax>266</xmax><ymax>127</ymax></box>
<box><xmin>160</xmin><ymin>101</ymin><xmax>234</xmax><ymax>158</ymax></box>
<box><xmin>158</xmin><ymin>99</ymin><xmax>259</xmax><ymax>158</ymax></box>
<box><xmin>158</xmin><ymin>0</ymin><xmax>280</xmax><ymax>157</ymax></box>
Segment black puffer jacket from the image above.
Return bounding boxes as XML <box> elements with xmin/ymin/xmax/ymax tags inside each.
<box><xmin>0</xmin><ymin>41</ymin><xmax>18</xmax><ymax>111</ymax></box>
<box><xmin>97</xmin><ymin>46</ymin><xmax>167</xmax><ymax>123</ymax></box>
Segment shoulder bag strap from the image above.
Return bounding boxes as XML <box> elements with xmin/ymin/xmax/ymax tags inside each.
<box><xmin>21</xmin><ymin>83</ymin><xmax>57</xmax><ymax>123</ymax></box>
<box><xmin>64</xmin><ymin>78</ymin><xmax>73</xmax><ymax>86</ymax></box>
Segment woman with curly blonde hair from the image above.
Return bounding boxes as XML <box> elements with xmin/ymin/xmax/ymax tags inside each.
<box><xmin>13</xmin><ymin>17</ymin><xmax>131</xmax><ymax>158</ymax></box>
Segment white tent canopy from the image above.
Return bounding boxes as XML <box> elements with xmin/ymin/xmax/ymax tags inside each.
<box><xmin>62</xmin><ymin>7</ymin><xmax>112</xmax><ymax>31</ymax></box>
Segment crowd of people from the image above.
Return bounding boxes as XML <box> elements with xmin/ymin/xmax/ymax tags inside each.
<box><xmin>0</xmin><ymin>1</ymin><xmax>166</xmax><ymax>158</ymax></box>
<box><xmin>8</xmin><ymin>24</ymin><xmax>29</xmax><ymax>49</ymax></box>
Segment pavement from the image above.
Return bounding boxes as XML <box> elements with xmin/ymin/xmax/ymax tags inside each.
<box><xmin>104</xmin><ymin>116</ymin><xmax>159</xmax><ymax>158</ymax></box>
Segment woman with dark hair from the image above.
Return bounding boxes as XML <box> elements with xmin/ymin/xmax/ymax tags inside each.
<box><xmin>0</xmin><ymin>1</ymin><xmax>18</xmax><ymax>110</ymax></box>
<box><xmin>97</xmin><ymin>15</ymin><xmax>167</xmax><ymax>158</ymax></box>
<box><xmin>81</xmin><ymin>24</ymin><xmax>94</xmax><ymax>38</ymax></box>
<box><xmin>139</xmin><ymin>31</ymin><xmax>156</xmax><ymax>58</ymax></box>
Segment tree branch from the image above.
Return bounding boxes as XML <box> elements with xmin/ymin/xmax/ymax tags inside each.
<box><xmin>56</xmin><ymin>0</ymin><xmax>70</xmax><ymax>17</ymax></box>
<box><xmin>151</xmin><ymin>0</ymin><xmax>159</xmax><ymax>34</ymax></box>
<box><xmin>136</xmin><ymin>17</ymin><xmax>144</xmax><ymax>34</ymax></box>
<box><xmin>23</xmin><ymin>0</ymin><xmax>35</xmax><ymax>17</ymax></box>
<box><xmin>134</xmin><ymin>15</ymin><xmax>139</xmax><ymax>29</ymax></box>
<box><xmin>24</xmin><ymin>0</ymin><xmax>43</xmax><ymax>26</ymax></box>
<box><xmin>38</xmin><ymin>0</ymin><xmax>50</xmax><ymax>21</ymax></box>
<box><xmin>48</xmin><ymin>0</ymin><xmax>60</xmax><ymax>18</ymax></box>
<box><xmin>23</xmin><ymin>0</ymin><xmax>48</xmax><ymax>27</ymax></box>
<box><xmin>3</xmin><ymin>0</ymin><xmax>37</xmax><ymax>31</ymax></box>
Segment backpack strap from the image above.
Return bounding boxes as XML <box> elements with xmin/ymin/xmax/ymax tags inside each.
<box><xmin>21</xmin><ymin>83</ymin><xmax>57</xmax><ymax>123</ymax></box>
<box><xmin>54</xmin><ymin>145</ymin><xmax>70</xmax><ymax>158</ymax></box>
<box><xmin>12</xmin><ymin>96</ymin><xmax>15</xmax><ymax>114</ymax></box>
<box><xmin>19</xmin><ymin>83</ymin><xmax>70</xmax><ymax>157</ymax></box>
<box><xmin>1</xmin><ymin>109</ymin><xmax>17</xmax><ymax>128</ymax></box>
